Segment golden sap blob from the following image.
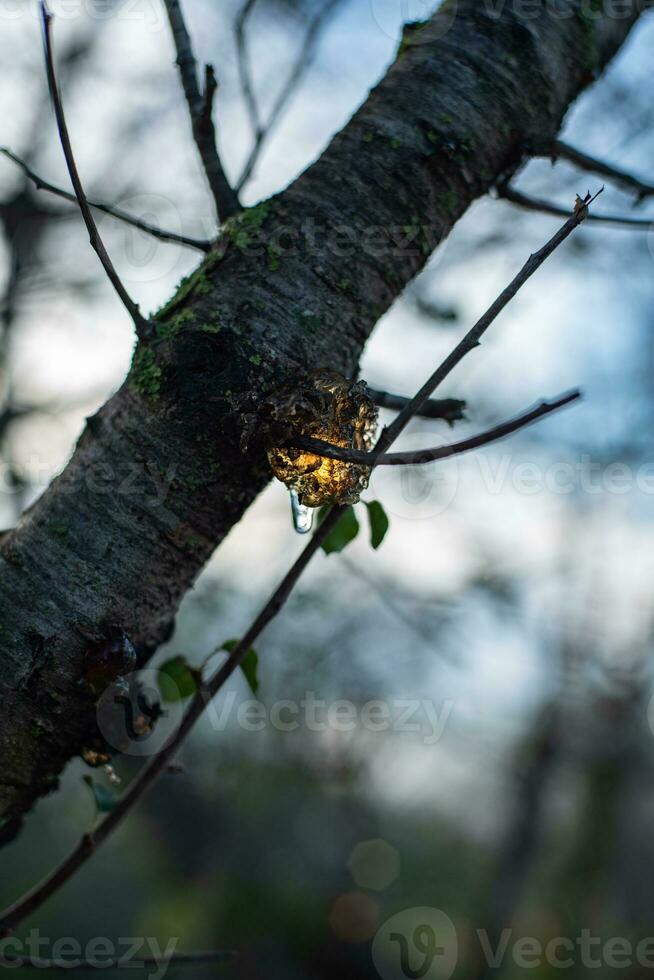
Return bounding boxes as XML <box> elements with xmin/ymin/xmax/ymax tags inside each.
<box><xmin>267</xmin><ymin>371</ymin><xmax>377</xmax><ymax>507</ymax></box>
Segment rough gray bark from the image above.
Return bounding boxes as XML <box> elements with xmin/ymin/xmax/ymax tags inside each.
<box><xmin>0</xmin><ymin>0</ymin><xmax>645</xmax><ymax>832</ymax></box>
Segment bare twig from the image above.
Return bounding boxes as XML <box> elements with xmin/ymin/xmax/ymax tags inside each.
<box><xmin>498</xmin><ymin>183</ymin><xmax>652</xmax><ymax>229</ymax></box>
<box><xmin>289</xmin><ymin>391</ymin><xmax>580</xmax><ymax>466</ymax></box>
<box><xmin>235</xmin><ymin>0</ymin><xmax>260</xmax><ymax>141</ymax></box>
<box><xmin>369</xmin><ymin>388</ymin><xmax>466</xmax><ymax>424</ymax></box>
<box><xmin>0</xmin><ymin>192</ymin><xmax>594</xmax><ymax>937</ymax></box>
<box><xmin>547</xmin><ymin>139</ymin><xmax>654</xmax><ymax>203</ymax></box>
<box><xmin>235</xmin><ymin>0</ymin><xmax>344</xmax><ymax>191</ymax></box>
<box><xmin>163</xmin><ymin>0</ymin><xmax>239</xmax><ymax>221</ymax></box>
<box><xmin>374</xmin><ymin>189</ymin><xmax>603</xmax><ymax>456</ymax></box>
<box><xmin>39</xmin><ymin>2</ymin><xmax>151</xmax><ymax>339</ymax></box>
<box><xmin>0</xmin><ymin>148</ymin><xmax>212</xmax><ymax>252</ymax></box>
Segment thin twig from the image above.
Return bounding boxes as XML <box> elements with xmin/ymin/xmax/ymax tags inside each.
<box><xmin>288</xmin><ymin>391</ymin><xmax>580</xmax><ymax>466</ymax></box>
<box><xmin>375</xmin><ymin>188</ymin><xmax>602</xmax><ymax>456</ymax></box>
<box><xmin>39</xmin><ymin>2</ymin><xmax>151</xmax><ymax>339</ymax></box>
<box><xmin>235</xmin><ymin>0</ymin><xmax>260</xmax><ymax>142</ymax></box>
<box><xmin>163</xmin><ymin>0</ymin><xmax>239</xmax><ymax>221</ymax></box>
<box><xmin>498</xmin><ymin>183</ymin><xmax>652</xmax><ymax>229</ymax></box>
<box><xmin>0</xmin><ymin>191</ymin><xmax>594</xmax><ymax>937</ymax></box>
<box><xmin>369</xmin><ymin>388</ymin><xmax>466</xmax><ymax>424</ymax></box>
<box><xmin>548</xmin><ymin>139</ymin><xmax>654</xmax><ymax>203</ymax></box>
<box><xmin>0</xmin><ymin>148</ymin><xmax>212</xmax><ymax>252</ymax></box>
<box><xmin>235</xmin><ymin>0</ymin><xmax>344</xmax><ymax>191</ymax></box>
<box><xmin>0</xmin><ymin>504</ymin><xmax>345</xmax><ymax>937</ymax></box>
<box><xmin>0</xmin><ymin>951</ymin><xmax>236</xmax><ymax>970</ymax></box>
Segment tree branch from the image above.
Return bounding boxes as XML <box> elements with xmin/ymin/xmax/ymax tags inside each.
<box><xmin>547</xmin><ymin>139</ymin><xmax>654</xmax><ymax>202</ymax></box>
<box><xmin>0</xmin><ymin>195</ymin><xmax>590</xmax><ymax>935</ymax></box>
<box><xmin>39</xmin><ymin>2</ymin><xmax>151</xmax><ymax>339</ymax></box>
<box><xmin>163</xmin><ymin>0</ymin><xmax>239</xmax><ymax>221</ymax></box>
<box><xmin>235</xmin><ymin>0</ymin><xmax>344</xmax><ymax>191</ymax></box>
<box><xmin>234</xmin><ymin>0</ymin><xmax>260</xmax><ymax>143</ymax></box>
<box><xmin>374</xmin><ymin>189</ymin><xmax>602</xmax><ymax>457</ymax></box>
<box><xmin>0</xmin><ymin>0</ymin><xmax>644</xmax><ymax>852</ymax></box>
<box><xmin>0</xmin><ymin>148</ymin><xmax>212</xmax><ymax>252</ymax></box>
<box><xmin>289</xmin><ymin>391</ymin><xmax>580</xmax><ymax>466</ymax></box>
<box><xmin>368</xmin><ymin>388</ymin><xmax>466</xmax><ymax>425</ymax></box>
<box><xmin>497</xmin><ymin>182</ymin><xmax>653</xmax><ymax>229</ymax></box>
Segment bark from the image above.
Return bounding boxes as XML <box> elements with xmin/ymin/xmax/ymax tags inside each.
<box><xmin>0</xmin><ymin>0</ymin><xmax>645</xmax><ymax>833</ymax></box>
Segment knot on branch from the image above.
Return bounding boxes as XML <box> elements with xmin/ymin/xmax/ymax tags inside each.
<box><xmin>262</xmin><ymin>370</ymin><xmax>378</xmax><ymax>507</ymax></box>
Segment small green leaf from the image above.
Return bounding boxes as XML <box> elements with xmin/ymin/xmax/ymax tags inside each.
<box><xmin>222</xmin><ymin>640</ymin><xmax>260</xmax><ymax>695</ymax></box>
<box><xmin>158</xmin><ymin>656</ymin><xmax>199</xmax><ymax>702</ymax></box>
<box><xmin>241</xmin><ymin>649</ymin><xmax>260</xmax><ymax>696</ymax></box>
<box><xmin>364</xmin><ymin>500</ymin><xmax>390</xmax><ymax>549</ymax></box>
<box><xmin>83</xmin><ymin>775</ymin><xmax>118</xmax><ymax>814</ymax></box>
<box><xmin>320</xmin><ymin>506</ymin><xmax>360</xmax><ymax>555</ymax></box>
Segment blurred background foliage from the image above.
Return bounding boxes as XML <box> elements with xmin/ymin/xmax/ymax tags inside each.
<box><xmin>2</xmin><ymin>0</ymin><xmax>654</xmax><ymax>977</ymax></box>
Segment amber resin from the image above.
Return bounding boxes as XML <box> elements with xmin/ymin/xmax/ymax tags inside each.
<box><xmin>267</xmin><ymin>371</ymin><xmax>377</xmax><ymax>507</ymax></box>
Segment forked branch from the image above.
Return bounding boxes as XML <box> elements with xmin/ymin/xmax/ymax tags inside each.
<box><xmin>163</xmin><ymin>0</ymin><xmax>239</xmax><ymax>222</ymax></box>
<box><xmin>498</xmin><ymin>183</ymin><xmax>652</xmax><ymax>229</ymax></box>
<box><xmin>374</xmin><ymin>188</ymin><xmax>603</xmax><ymax>455</ymax></box>
<box><xmin>290</xmin><ymin>391</ymin><xmax>581</xmax><ymax>466</ymax></box>
<box><xmin>547</xmin><ymin>139</ymin><xmax>654</xmax><ymax>202</ymax></box>
<box><xmin>0</xmin><ymin>190</ymin><xmax>597</xmax><ymax>938</ymax></box>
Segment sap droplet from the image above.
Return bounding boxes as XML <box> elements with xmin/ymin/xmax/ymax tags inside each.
<box><xmin>290</xmin><ymin>489</ymin><xmax>314</xmax><ymax>534</ymax></box>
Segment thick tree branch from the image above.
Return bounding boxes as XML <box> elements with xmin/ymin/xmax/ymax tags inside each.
<box><xmin>0</xmin><ymin>148</ymin><xmax>212</xmax><ymax>252</ymax></box>
<box><xmin>40</xmin><ymin>2</ymin><xmax>151</xmax><ymax>339</ymax></box>
<box><xmin>0</xmin><ymin>0</ymin><xmax>644</xmax><ymax>837</ymax></box>
<box><xmin>163</xmin><ymin>0</ymin><xmax>239</xmax><ymax>221</ymax></box>
<box><xmin>498</xmin><ymin>182</ymin><xmax>654</xmax><ymax>228</ymax></box>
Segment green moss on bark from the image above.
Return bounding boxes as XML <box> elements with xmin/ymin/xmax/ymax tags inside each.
<box><xmin>130</xmin><ymin>347</ymin><xmax>163</xmax><ymax>403</ymax></box>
